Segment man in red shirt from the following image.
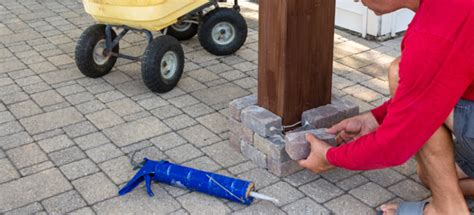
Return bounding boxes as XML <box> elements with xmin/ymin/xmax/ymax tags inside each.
<box><xmin>298</xmin><ymin>0</ymin><xmax>474</xmax><ymax>214</ymax></box>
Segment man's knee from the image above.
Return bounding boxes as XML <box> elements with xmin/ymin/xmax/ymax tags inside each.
<box><xmin>419</xmin><ymin>126</ymin><xmax>454</xmax><ymax>160</ymax></box>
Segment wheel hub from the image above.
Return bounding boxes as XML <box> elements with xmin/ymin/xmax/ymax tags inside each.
<box><xmin>93</xmin><ymin>39</ymin><xmax>111</xmax><ymax>65</ymax></box>
<box><xmin>160</xmin><ymin>51</ymin><xmax>178</xmax><ymax>80</ymax></box>
<box><xmin>171</xmin><ymin>22</ymin><xmax>192</xmax><ymax>32</ymax></box>
<box><xmin>211</xmin><ymin>22</ymin><xmax>236</xmax><ymax>45</ymax></box>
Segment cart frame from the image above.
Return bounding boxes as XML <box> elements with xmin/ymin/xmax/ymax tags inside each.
<box><xmin>102</xmin><ymin>0</ymin><xmax>240</xmax><ymax>62</ymax></box>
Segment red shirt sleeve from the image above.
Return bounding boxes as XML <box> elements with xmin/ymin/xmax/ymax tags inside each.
<box><xmin>326</xmin><ymin>29</ymin><xmax>474</xmax><ymax>170</ymax></box>
<box><xmin>371</xmin><ymin>100</ymin><xmax>391</xmax><ymax>125</ymax></box>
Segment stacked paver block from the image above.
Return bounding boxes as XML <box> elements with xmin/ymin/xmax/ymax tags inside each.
<box><xmin>285</xmin><ymin>129</ymin><xmax>337</xmax><ymax>161</ymax></box>
<box><xmin>228</xmin><ymin>95</ymin><xmax>359</xmax><ymax>176</ymax></box>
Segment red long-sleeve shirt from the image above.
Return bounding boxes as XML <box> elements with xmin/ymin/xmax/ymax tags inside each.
<box><xmin>326</xmin><ymin>0</ymin><xmax>474</xmax><ymax>170</ymax></box>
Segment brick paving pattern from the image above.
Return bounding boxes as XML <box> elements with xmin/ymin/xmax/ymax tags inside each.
<box><xmin>0</xmin><ymin>0</ymin><xmax>453</xmax><ymax>214</ymax></box>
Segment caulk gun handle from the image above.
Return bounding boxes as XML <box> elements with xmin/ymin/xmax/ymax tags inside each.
<box><xmin>144</xmin><ymin>174</ymin><xmax>154</xmax><ymax>197</ymax></box>
<box><xmin>118</xmin><ymin>159</ymin><xmax>157</xmax><ymax>197</ymax></box>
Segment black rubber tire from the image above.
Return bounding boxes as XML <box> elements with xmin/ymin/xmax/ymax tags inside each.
<box><xmin>162</xmin><ymin>23</ymin><xmax>199</xmax><ymax>41</ymax></box>
<box><xmin>142</xmin><ymin>35</ymin><xmax>184</xmax><ymax>93</ymax></box>
<box><xmin>198</xmin><ymin>8</ymin><xmax>247</xmax><ymax>56</ymax></box>
<box><xmin>75</xmin><ymin>24</ymin><xmax>119</xmax><ymax>78</ymax></box>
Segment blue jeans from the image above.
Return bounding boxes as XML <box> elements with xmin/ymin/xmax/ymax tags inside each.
<box><xmin>454</xmin><ymin>99</ymin><xmax>474</xmax><ymax>178</ymax></box>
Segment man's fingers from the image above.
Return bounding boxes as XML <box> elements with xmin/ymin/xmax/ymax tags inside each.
<box><xmin>305</xmin><ymin>133</ymin><xmax>322</xmax><ymax>149</ymax></box>
<box><xmin>297</xmin><ymin>159</ymin><xmax>309</xmax><ymax>168</ymax></box>
<box><xmin>336</xmin><ymin>131</ymin><xmax>356</xmax><ymax>144</ymax></box>
<box><xmin>326</xmin><ymin>120</ymin><xmax>348</xmax><ymax>134</ymax></box>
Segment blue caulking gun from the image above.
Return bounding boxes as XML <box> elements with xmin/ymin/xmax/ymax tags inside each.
<box><xmin>118</xmin><ymin>158</ymin><xmax>278</xmax><ymax>205</ymax></box>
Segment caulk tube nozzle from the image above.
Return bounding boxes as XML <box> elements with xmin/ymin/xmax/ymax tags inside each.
<box><xmin>249</xmin><ymin>192</ymin><xmax>279</xmax><ymax>204</ymax></box>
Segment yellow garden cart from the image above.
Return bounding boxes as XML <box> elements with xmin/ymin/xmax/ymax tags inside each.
<box><xmin>75</xmin><ymin>0</ymin><xmax>247</xmax><ymax>93</ymax></box>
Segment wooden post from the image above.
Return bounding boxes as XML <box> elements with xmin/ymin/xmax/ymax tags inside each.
<box><xmin>257</xmin><ymin>0</ymin><xmax>336</xmax><ymax>125</ymax></box>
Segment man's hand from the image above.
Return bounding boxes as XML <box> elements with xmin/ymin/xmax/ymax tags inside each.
<box><xmin>326</xmin><ymin>112</ymin><xmax>379</xmax><ymax>145</ymax></box>
<box><xmin>298</xmin><ymin>134</ymin><xmax>335</xmax><ymax>173</ymax></box>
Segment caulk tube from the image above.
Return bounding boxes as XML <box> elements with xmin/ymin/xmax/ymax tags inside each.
<box><xmin>119</xmin><ymin>158</ymin><xmax>255</xmax><ymax>205</ymax></box>
<box><xmin>154</xmin><ymin>160</ymin><xmax>255</xmax><ymax>205</ymax></box>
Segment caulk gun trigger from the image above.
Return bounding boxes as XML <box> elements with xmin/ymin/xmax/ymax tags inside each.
<box><xmin>144</xmin><ymin>174</ymin><xmax>154</xmax><ymax>197</ymax></box>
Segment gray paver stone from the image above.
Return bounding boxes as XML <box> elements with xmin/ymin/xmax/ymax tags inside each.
<box><xmin>177</xmin><ymin>124</ymin><xmax>221</xmax><ymax>147</ymax></box>
<box><xmin>267</xmin><ymin>158</ymin><xmax>302</xmax><ymax>177</ymax></box>
<box><xmin>165</xmin><ymin>144</ymin><xmax>203</xmax><ymax>163</ymax></box>
<box><xmin>63</xmin><ymin>121</ymin><xmax>98</xmax><ymax>138</ymax></box>
<box><xmin>388</xmin><ymin>180</ymin><xmax>430</xmax><ymax>201</ymax></box>
<box><xmin>299</xmin><ymin>179</ymin><xmax>344</xmax><ymax>203</ymax></box>
<box><xmin>104</xmin><ymin>116</ymin><xmax>170</xmax><ymax>147</ymax></box>
<box><xmin>4</xmin><ymin>202</ymin><xmax>43</xmax><ymax>215</ymax></box>
<box><xmin>75</xmin><ymin>99</ymin><xmax>106</xmax><ymax>114</ymax></box>
<box><xmin>183</xmin><ymin>156</ymin><xmax>221</xmax><ymax>172</ymax></box>
<box><xmin>0</xmin><ymin>169</ymin><xmax>72</xmax><ymax>212</ymax></box>
<box><xmin>163</xmin><ymin>114</ymin><xmax>197</xmax><ymax>130</ymax></box>
<box><xmin>301</xmin><ymin>104</ymin><xmax>346</xmax><ymax>129</ymax></box>
<box><xmin>86</xmin><ymin>109</ymin><xmax>124</xmax><ymax>129</ymax></box>
<box><xmin>363</xmin><ymin>168</ymin><xmax>405</xmax><ymax>187</ymax></box>
<box><xmin>283</xmin><ymin>197</ymin><xmax>330</xmax><ymax>215</ymax></box>
<box><xmin>41</xmin><ymin>190</ymin><xmax>86</xmax><ymax>214</ymax></box>
<box><xmin>107</xmin><ymin>98</ymin><xmax>144</xmax><ymax>116</ymax></box>
<box><xmin>228</xmin><ymin>118</ymin><xmax>254</xmax><ymax>144</ymax></box>
<box><xmin>229</xmin><ymin>94</ymin><xmax>257</xmax><ymax>121</ymax></box>
<box><xmin>254</xmin><ymin>133</ymin><xmax>289</xmax><ymax>162</ymax></box>
<box><xmin>191</xmin><ymin>83</ymin><xmax>248</xmax><ymax>107</ymax></box>
<box><xmin>324</xmin><ymin>194</ymin><xmax>374</xmax><ymax>215</ymax></box>
<box><xmin>69</xmin><ymin>207</ymin><xmax>95</xmax><ymax>215</ymax></box>
<box><xmin>238</xmin><ymin>168</ymin><xmax>279</xmax><ymax>190</ymax></box>
<box><xmin>332</xmin><ymin>95</ymin><xmax>360</xmax><ymax>118</ymax></box>
<box><xmin>320</xmin><ymin>168</ymin><xmax>358</xmax><ymax>183</ymax></box>
<box><xmin>240</xmin><ymin>140</ymin><xmax>267</xmax><ymax>168</ymax></box>
<box><xmin>0</xmin><ymin>121</ymin><xmax>23</xmax><ymax>137</ymax></box>
<box><xmin>196</xmin><ymin>112</ymin><xmax>228</xmax><ymax>134</ymax></box>
<box><xmin>335</xmin><ymin>174</ymin><xmax>369</xmax><ymax>191</ymax></box>
<box><xmin>20</xmin><ymin>107</ymin><xmax>84</xmax><ymax>134</ymax></box>
<box><xmin>72</xmin><ymin>172</ymin><xmax>117</xmax><ymax>204</ymax></box>
<box><xmin>74</xmin><ymin>132</ymin><xmax>110</xmax><ymax>150</ymax></box>
<box><xmin>0</xmin><ymin>131</ymin><xmax>33</xmax><ymax>150</ymax></box>
<box><xmin>178</xmin><ymin>192</ymin><xmax>231</xmax><ymax>215</ymax></box>
<box><xmin>260</xmin><ymin>181</ymin><xmax>304</xmax><ymax>206</ymax></box>
<box><xmin>0</xmin><ymin>159</ymin><xmax>20</xmax><ymax>184</ymax></box>
<box><xmin>7</xmin><ymin>143</ymin><xmax>48</xmax><ymax>168</ymax></box>
<box><xmin>0</xmin><ymin>111</ymin><xmax>15</xmax><ymax>124</ymax></box>
<box><xmin>150</xmin><ymin>132</ymin><xmax>187</xmax><ymax>151</ymax></box>
<box><xmin>349</xmin><ymin>182</ymin><xmax>395</xmax><ymax>207</ymax></box>
<box><xmin>19</xmin><ymin>161</ymin><xmax>54</xmax><ymax>177</ymax></box>
<box><xmin>241</xmin><ymin>105</ymin><xmax>282</xmax><ymax>138</ymax></box>
<box><xmin>59</xmin><ymin>159</ymin><xmax>100</xmax><ymax>180</ymax></box>
<box><xmin>38</xmin><ymin>134</ymin><xmax>74</xmax><ymax>153</ymax></box>
<box><xmin>31</xmin><ymin>90</ymin><xmax>64</xmax><ymax>107</ymax></box>
<box><xmin>234</xmin><ymin>201</ymin><xmax>285</xmax><ymax>215</ymax></box>
<box><xmin>285</xmin><ymin>128</ymin><xmax>337</xmax><ymax>160</ymax></box>
<box><xmin>202</xmin><ymin>141</ymin><xmax>246</xmax><ymax>167</ymax></box>
<box><xmin>94</xmin><ymin>184</ymin><xmax>180</xmax><ymax>214</ymax></box>
<box><xmin>150</xmin><ymin>105</ymin><xmax>183</xmax><ymax>119</ymax></box>
<box><xmin>49</xmin><ymin>146</ymin><xmax>86</xmax><ymax>166</ymax></box>
<box><xmin>85</xmin><ymin>143</ymin><xmax>124</xmax><ymax>163</ymax></box>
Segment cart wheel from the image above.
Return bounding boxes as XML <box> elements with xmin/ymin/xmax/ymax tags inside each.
<box><xmin>162</xmin><ymin>22</ymin><xmax>199</xmax><ymax>41</ymax></box>
<box><xmin>75</xmin><ymin>24</ymin><xmax>119</xmax><ymax>78</ymax></box>
<box><xmin>142</xmin><ymin>35</ymin><xmax>184</xmax><ymax>93</ymax></box>
<box><xmin>198</xmin><ymin>8</ymin><xmax>247</xmax><ymax>56</ymax></box>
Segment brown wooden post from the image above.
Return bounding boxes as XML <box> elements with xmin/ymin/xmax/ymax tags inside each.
<box><xmin>257</xmin><ymin>0</ymin><xmax>336</xmax><ymax>125</ymax></box>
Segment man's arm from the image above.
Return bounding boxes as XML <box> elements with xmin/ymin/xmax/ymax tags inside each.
<box><xmin>371</xmin><ymin>100</ymin><xmax>390</xmax><ymax>125</ymax></box>
<box><xmin>326</xmin><ymin>31</ymin><xmax>473</xmax><ymax>170</ymax></box>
